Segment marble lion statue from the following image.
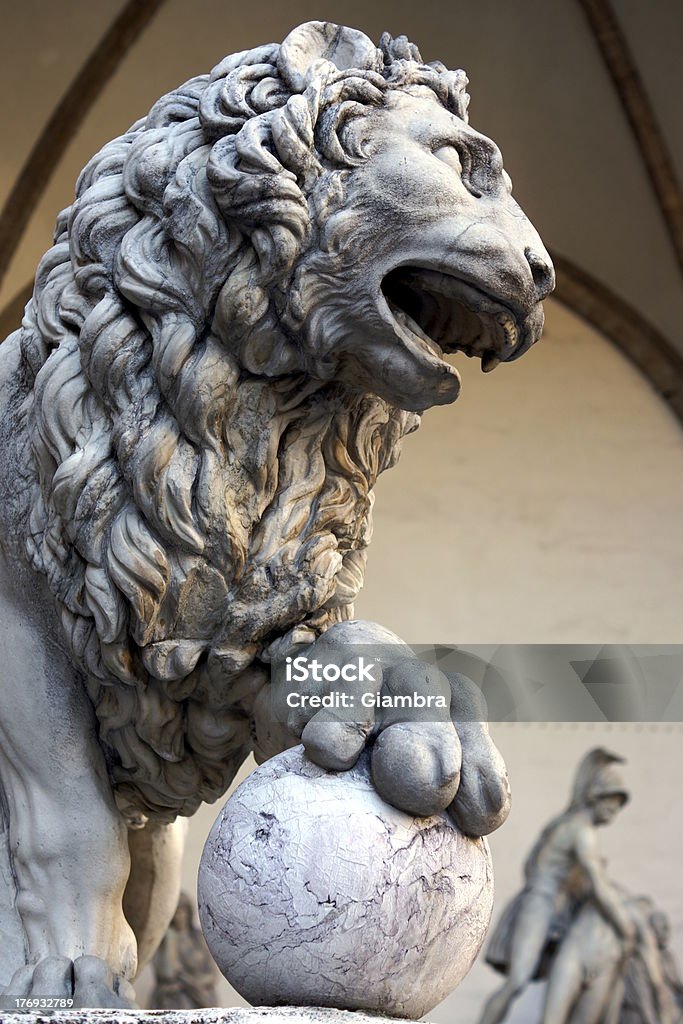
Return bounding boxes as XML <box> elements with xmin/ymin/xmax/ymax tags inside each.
<box><xmin>0</xmin><ymin>21</ymin><xmax>554</xmax><ymax>1006</ymax></box>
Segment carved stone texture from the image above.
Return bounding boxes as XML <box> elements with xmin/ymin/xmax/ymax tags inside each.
<box><xmin>198</xmin><ymin>746</ymin><xmax>493</xmax><ymax>1019</ymax></box>
<box><xmin>0</xmin><ymin>1008</ymin><xmax>426</xmax><ymax>1024</ymax></box>
<box><xmin>0</xmin><ymin>17</ymin><xmax>552</xmax><ymax>1006</ymax></box>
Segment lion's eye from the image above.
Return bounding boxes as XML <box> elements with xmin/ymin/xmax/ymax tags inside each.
<box><xmin>433</xmin><ymin>143</ymin><xmax>484</xmax><ymax>199</ymax></box>
<box><xmin>433</xmin><ymin>145</ymin><xmax>462</xmax><ymax>175</ymax></box>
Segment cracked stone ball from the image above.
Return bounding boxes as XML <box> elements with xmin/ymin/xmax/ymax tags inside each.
<box><xmin>198</xmin><ymin>745</ymin><xmax>494</xmax><ymax>1018</ymax></box>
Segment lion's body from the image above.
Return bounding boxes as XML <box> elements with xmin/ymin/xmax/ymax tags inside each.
<box><xmin>0</xmin><ymin>72</ymin><xmax>417</xmax><ymax>824</ymax></box>
<box><xmin>0</xmin><ymin>20</ymin><xmax>551</xmax><ymax>1002</ymax></box>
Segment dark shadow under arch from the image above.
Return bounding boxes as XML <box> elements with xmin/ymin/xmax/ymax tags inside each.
<box><xmin>577</xmin><ymin>0</ymin><xmax>683</xmax><ymax>276</ymax></box>
<box><xmin>0</xmin><ymin>0</ymin><xmax>166</xmax><ymax>293</ymax></box>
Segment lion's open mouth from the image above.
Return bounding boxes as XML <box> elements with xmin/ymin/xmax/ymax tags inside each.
<box><xmin>381</xmin><ymin>266</ymin><xmax>538</xmax><ymax>373</ymax></box>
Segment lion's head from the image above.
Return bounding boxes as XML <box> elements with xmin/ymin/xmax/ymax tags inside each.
<box><xmin>201</xmin><ymin>22</ymin><xmax>553</xmax><ymax>412</ymax></box>
<box><xmin>10</xmin><ymin>22</ymin><xmax>553</xmax><ymax>821</ymax></box>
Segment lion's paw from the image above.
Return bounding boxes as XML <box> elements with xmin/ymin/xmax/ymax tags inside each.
<box><xmin>2</xmin><ymin>955</ymin><xmax>136</xmax><ymax>1009</ymax></box>
<box><xmin>267</xmin><ymin>621</ymin><xmax>511</xmax><ymax>836</ymax></box>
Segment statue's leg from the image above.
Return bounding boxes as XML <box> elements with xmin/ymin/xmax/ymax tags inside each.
<box><xmin>123</xmin><ymin>817</ymin><xmax>188</xmax><ymax>975</ymax></box>
<box><xmin>539</xmin><ymin>952</ymin><xmax>583</xmax><ymax>1024</ymax></box>
<box><xmin>0</xmin><ymin>566</ymin><xmax>136</xmax><ymax>1005</ymax></box>
<box><xmin>567</xmin><ymin>969</ymin><xmax>619</xmax><ymax>1024</ymax></box>
<box><xmin>0</xmin><ymin>790</ymin><xmax>25</xmax><ymax>989</ymax></box>
<box><xmin>477</xmin><ymin>891</ymin><xmax>555</xmax><ymax>1024</ymax></box>
<box><xmin>593</xmin><ymin>977</ymin><xmax>625</xmax><ymax>1024</ymax></box>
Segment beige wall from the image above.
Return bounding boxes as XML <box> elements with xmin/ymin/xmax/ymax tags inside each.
<box><xmin>360</xmin><ymin>298</ymin><xmax>683</xmax><ymax>643</ymax></box>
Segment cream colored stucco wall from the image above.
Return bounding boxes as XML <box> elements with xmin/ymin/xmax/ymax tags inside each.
<box><xmin>360</xmin><ymin>298</ymin><xmax>683</xmax><ymax>643</ymax></box>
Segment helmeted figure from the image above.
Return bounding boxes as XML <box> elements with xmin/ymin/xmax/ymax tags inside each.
<box><xmin>478</xmin><ymin>749</ymin><xmax>632</xmax><ymax>1024</ymax></box>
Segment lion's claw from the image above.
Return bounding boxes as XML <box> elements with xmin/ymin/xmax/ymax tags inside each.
<box><xmin>301</xmin><ymin>710</ymin><xmax>372</xmax><ymax>771</ymax></box>
<box><xmin>447</xmin><ymin>735</ymin><xmax>512</xmax><ymax>837</ymax></box>
<box><xmin>72</xmin><ymin>955</ymin><xmax>136</xmax><ymax>1009</ymax></box>
<box><xmin>371</xmin><ymin>720</ymin><xmax>462</xmax><ymax>817</ymax></box>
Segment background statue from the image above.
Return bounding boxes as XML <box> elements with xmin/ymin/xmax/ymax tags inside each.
<box><xmin>540</xmin><ymin>889</ymin><xmax>675</xmax><ymax>1024</ymax></box>
<box><xmin>0</xmin><ymin>19</ymin><xmax>553</xmax><ymax>1007</ymax></box>
<box><xmin>616</xmin><ymin>905</ymin><xmax>683</xmax><ymax>1024</ymax></box>
<box><xmin>478</xmin><ymin>749</ymin><xmax>632</xmax><ymax>1024</ymax></box>
<box><xmin>148</xmin><ymin>893</ymin><xmax>219</xmax><ymax>1010</ymax></box>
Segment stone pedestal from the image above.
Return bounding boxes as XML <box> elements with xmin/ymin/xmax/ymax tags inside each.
<box><xmin>0</xmin><ymin>1005</ymin><xmax>431</xmax><ymax>1024</ymax></box>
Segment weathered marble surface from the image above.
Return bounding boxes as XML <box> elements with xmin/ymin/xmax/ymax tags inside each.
<box><xmin>0</xmin><ymin>16</ymin><xmax>551</xmax><ymax>1006</ymax></box>
<box><xmin>0</xmin><ymin>1007</ymin><xmax>433</xmax><ymax>1024</ymax></box>
<box><xmin>199</xmin><ymin>747</ymin><xmax>493</xmax><ymax>1019</ymax></box>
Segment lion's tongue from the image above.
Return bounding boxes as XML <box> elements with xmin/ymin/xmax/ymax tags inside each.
<box><xmin>388</xmin><ymin>287</ymin><xmax>479</xmax><ymax>354</ymax></box>
<box><xmin>391</xmin><ymin>304</ymin><xmax>443</xmax><ymax>356</ymax></box>
<box><xmin>481</xmin><ymin>351</ymin><xmax>501</xmax><ymax>373</ymax></box>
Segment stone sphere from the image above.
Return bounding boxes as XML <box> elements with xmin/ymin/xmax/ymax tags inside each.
<box><xmin>198</xmin><ymin>746</ymin><xmax>493</xmax><ymax>1018</ymax></box>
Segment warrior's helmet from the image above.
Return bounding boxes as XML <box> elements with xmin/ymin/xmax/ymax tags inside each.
<box><xmin>570</xmin><ymin>748</ymin><xmax>629</xmax><ymax>808</ymax></box>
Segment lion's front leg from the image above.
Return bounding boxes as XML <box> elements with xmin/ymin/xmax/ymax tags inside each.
<box><xmin>123</xmin><ymin>817</ymin><xmax>188</xmax><ymax>974</ymax></box>
<box><xmin>0</xmin><ymin>565</ymin><xmax>136</xmax><ymax>1007</ymax></box>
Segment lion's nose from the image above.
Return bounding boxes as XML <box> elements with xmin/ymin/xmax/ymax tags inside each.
<box><xmin>524</xmin><ymin>247</ymin><xmax>555</xmax><ymax>301</ymax></box>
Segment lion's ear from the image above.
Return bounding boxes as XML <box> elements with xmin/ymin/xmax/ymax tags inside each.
<box><xmin>278</xmin><ymin>21</ymin><xmax>383</xmax><ymax>93</ymax></box>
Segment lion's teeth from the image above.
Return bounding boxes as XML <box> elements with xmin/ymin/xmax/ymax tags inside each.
<box><xmin>497</xmin><ymin>312</ymin><xmax>518</xmax><ymax>348</ymax></box>
<box><xmin>481</xmin><ymin>351</ymin><xmax>501</xmax><ymax>373</ymax></box>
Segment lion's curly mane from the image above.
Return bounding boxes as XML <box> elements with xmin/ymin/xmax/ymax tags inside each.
<box><xmin>6</xmin><ymin>27</ymin><xmax>469</xmax><ymax>822</ymax></box>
